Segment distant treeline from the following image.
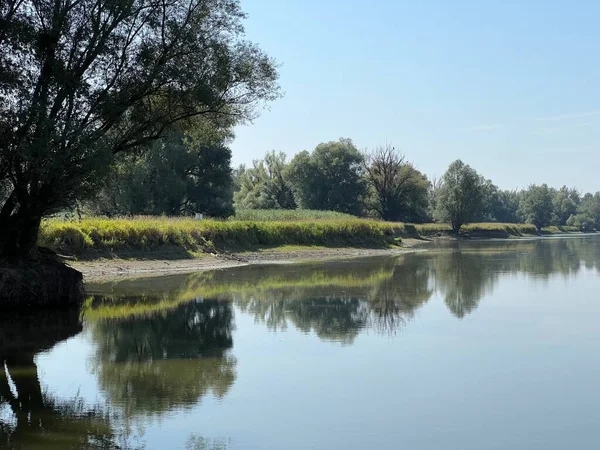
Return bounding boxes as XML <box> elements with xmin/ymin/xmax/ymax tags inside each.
<box><xmin>84</xmin><ymin>136</ymin><xmax>600</xmax><ymax>232</ymax></box>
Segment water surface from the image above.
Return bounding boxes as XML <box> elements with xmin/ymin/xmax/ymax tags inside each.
<box><xmin>2</xmin><ymin>236</ymin><xmax>600</xmax><ymax>449</ymax></box>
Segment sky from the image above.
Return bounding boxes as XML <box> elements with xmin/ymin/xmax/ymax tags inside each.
<box><xmin>230</xmin><ymin>0</ymin><xmax>600</xmax><ymax>193</ymax></box>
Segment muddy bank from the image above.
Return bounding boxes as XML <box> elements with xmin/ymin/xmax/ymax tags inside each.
<box><xmin>0</xmin><ymin>258</ymin><xmax>84</xmax><ymax>308</ymax></box>
<box><xmin>72</xmin><ymin>243</ymin><xmax>428</xmax><ymax>281</ymax></box>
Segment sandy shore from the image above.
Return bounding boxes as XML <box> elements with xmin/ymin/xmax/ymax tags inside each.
<box><xmin>72</xmin><ymin>241</ymin><xmax>428</xmax><ymax>281</ymax></box>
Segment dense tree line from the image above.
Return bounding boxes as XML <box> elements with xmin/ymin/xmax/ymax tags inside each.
<box><xmin>84</xmin><ymin>134</ymin><xmax>600</xmax><ymax>232</ymax></box>
<box><xmin>230</xmin><ymin>139</ymin><xmax>600</xmax><ymax>232</ymax></box>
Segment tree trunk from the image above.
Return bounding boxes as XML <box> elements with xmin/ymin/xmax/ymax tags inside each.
<box><xmin>0</xmin><ymin>210</ymin><xmax>42</xmax><ymax>261</ymax></box>
<box><xmin>452</xmin><ymin>220</ymin><xmax>462</xmax><ymax>234</ymax></box>
<box><xmin>0</xmin><ymin>205</ymin><xmax>84</xmax><ymax>308</ymax></box>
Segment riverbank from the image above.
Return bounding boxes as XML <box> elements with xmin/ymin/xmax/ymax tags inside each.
<box><xmin>71</xmin><ymin>245</ymin><xmax>425</xmax><ymax>280</ymax></box>
<box><xmin>38</xmin><ymin>217</ymin><xmax>585</xmax><ymax>280</ymax></box>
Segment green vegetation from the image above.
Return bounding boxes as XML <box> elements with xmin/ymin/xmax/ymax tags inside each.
<box><xmin>567</xmin><ymin>193</ymin><xmax>600</xmax><ymax>231</ymax></box>
<box><xmin>434</xmin><ymin>160</ymin><xmax>487</xmax><ymax>232</ymax></box>
<box><xmin>38</xmin><ymin>214</ymin><xmax>583</xmax><ymax>261</ymax></box>
<box><xmin>87</xmin><ymin>126</ymin><xmax>236</xmax><ymax>218</ymax></box>
<box><xmin>0</xmin><ymin>0</ymin><xmax>279</xmax><ymax>260</ymax></box>
<box><xmin>1</xmin><ymin>0</ymin><xmax>598</xmax><ymax>298</ymax></box>
<box><xmin>413</xmin><ymin>222</ymin><xmax>538</xmax><ymax>236</ymax></box>
<box><xmin>234</xmin><ymin>151</ymin><xmax>296</xmax><ymax>210</ymax></box>
<box><xmin>364</xmin><ymin>144</ymin><xmax>430</xmax><ymax>222</ymax></box>
<box><xmin>39</xmin><ymin>217</ymin><xmax>403</xmax><ymax>256</ymax></box>
<box><xmin>519</xmin><ymin>184</ymin><xmax>555</xmax><ymax>230</ymax></box>
<box><xmin>287</xmin><ymin>138</ymin><xmax>368</xmax><ymax>216</ymax></box>
<box><xmin>233</xmin><ymin>209</ymin><xmax>358</xmax><ymax>221</ymax></box>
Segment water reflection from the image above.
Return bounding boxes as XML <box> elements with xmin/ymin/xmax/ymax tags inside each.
<box><xmin>2</xmin><ymin>236</ymin><xmax>600</xmax><ymax>448</ymax></box>
<box><xmin>88</xmin><ymin>300</ymin><xmax>236</xmax><ymax>419</ymax></box>
<box><xmin>86</xmin><ymin>235</ymin><xmax>600</xmax><ymax>342</ymax></box>
<box><xmin>0</xmin><ymin>308</ymin><xmax>128</xmax><ymax>449</ymax></box>
<box><xmin>88</xmin><ymin>258</ymin><xmax>433</xmax><ymax>344</ymax></box>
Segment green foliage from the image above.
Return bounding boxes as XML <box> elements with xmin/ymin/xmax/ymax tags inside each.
<box><xmin>567</xmin><ymin>192</ymin><xmax>600</xmax><ymax>231</ymax></box>
<box><xmin>434</xmin><ymin>160</ymin><xmax>487</xmax><ymax>232</ymax></box>
<box><xmin>413</xmin><ymin>222</ymin><xmax>538</xmax><ymax>236</ymax></box>
<box><xmin>519</xmin><ymin>184</ymin><xmax>555</xmax><ymax>230</ymax></box>
<box><xmin>364</xmin><ymin>144</ymin><xmax>430</xmax><ymax>222</ymax></box>
<box><xmin>552</xmin><ymin>186</ymin><xmax>580</xmax><ymax>226</ymax></box>
<box><xmin>288</xmin><ymin>138</ymin><xmax>367</xmax><ymax>215</ymax></box>
<box><xmin>233</xmin><ymin>151</ymin><xmax>296</xmax><ymax>209</ymax></box>
<box><xmin>87</xmin><ymin>130</ymin><xmax>234</xmax><ymax>218</ymax></box>
<box><xmin>486</xmin><ymin>189</ymin><xmax>521</xmax><ymax>223</ymax></box>
<box><xmin>0</xmin><ymin>0</ymin><xmax>279</xmax><ymax>258</ymax></box>
<box><xmin>233</xmin><ymin>209</ymin><xmax>357</xmax><ymax>221</ymax></box>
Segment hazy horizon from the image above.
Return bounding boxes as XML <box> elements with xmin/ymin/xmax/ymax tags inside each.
<box><xmin>230</xmin><ymin>0</ymin><xmax>600</xmax><ymax>193</ymax></box>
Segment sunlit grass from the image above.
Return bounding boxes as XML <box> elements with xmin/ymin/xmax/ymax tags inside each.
<box><xmin>40</xmin><ymin>215</ymin><xmax>581</xmax><ymax>258</ymax></box>
<box><xmin>412</xmin><ymin>222</ymin><xmax>538</xmax><ymax>235</ymax></box>
<box><xmin>40</xmin><ymin>216</ymin><xmax>403</xmax><ymax>256</ymax></box>
<box><xmin>233</xmin><ymin>209</ymin><xmax>357</xmax><ymax>221</ymax></box>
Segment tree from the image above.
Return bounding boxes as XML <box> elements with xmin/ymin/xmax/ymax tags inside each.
<box><xmin>89</xmin><ymin>128</ymin><xmax>235</xmax><ymax>217</ymax></box>
<box><xmin>0</xmin><ymin>0</ymin><xmax>279</xmax><ymax>260</ymax></box>
<box><xmin>364</xmin><ymin>144</ymin><xmax>430</xmax><ymax>222</ymax></box>
<box><xmin>552</xmin><ymin>186</ymin><xmax>580</xmax><ymax>226</ymax></box>
<box><xmin>288</xmin><ymin>138</ymin><xmax>367</xmax><ymax>215</ymax></box>
<box><xmin>233</xmin><ymin>151</ymin><xmax>296</xmax><ymax>209</ymax></box>
<box><xmin>567</xmin><ymin>192</ymin><xmax>600</xmax><ymax>231</ymax></box>
<box><xmin>487</xmin><ymin>189</ymin><xmax>521</xmax><ymax>223</ymax></box>
<box><xmin>519</xmin><ymin>184</ymin><xmax>554</xmax><ymax>230</ymax></box>
<box><xmin>434</xmin><ymin>160</ymin><xmax>486</xmax><ymax>233</ymax></box>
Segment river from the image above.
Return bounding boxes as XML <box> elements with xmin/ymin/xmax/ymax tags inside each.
<box><xmin>1</xmin><ymin>236</ymin><xmax>600</xmax><ymax>449</ymax></box>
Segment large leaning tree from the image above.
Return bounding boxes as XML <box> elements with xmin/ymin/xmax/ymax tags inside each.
<box><xmin>0</xmin><ymin>0</ymin><xmax>279</xmax><ymax>260</ymax></box>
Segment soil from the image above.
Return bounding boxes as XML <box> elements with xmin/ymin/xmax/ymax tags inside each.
<box><xmin>72</xmin><ymin>239</ymin><xmax>430</xmax><ymax>281</ymax></box>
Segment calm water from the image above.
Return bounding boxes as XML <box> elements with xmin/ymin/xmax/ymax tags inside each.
<box><xmin>2</xmin><ymin>236</ymin><xmax>600</xmax><ymax>449</ymax></box>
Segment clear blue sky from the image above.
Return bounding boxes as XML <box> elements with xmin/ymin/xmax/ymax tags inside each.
<box><xmin>230</xmin><ymin>0</ymin><xmax>600</xmax><ymax>193</ymax></box>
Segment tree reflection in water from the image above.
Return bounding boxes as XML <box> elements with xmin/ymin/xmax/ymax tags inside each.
<box><xmin>86</xmin><ymin>236</ymin><xmax>600</xmax><ymax>350</ymax></box>
<box><xmin>5</xmin><ymin>235</ymin><xmax>586</xmax><ymax>446</ymax></box>
<box><xmin>0</xmin><ymin>308</ymin><xmax>136</xmax><ymax>450</ymax></box>
<box><xmin>88</xmin><ymin>299</ymin><xmax>236</xmax><ymax>419</ymax></box>
<box><xmin>0</xmin><ymin>299</ymin><xmax>238</xmax><ymax>447</ymax></box>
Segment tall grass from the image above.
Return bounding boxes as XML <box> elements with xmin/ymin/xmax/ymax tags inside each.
<box><xmin>233</xmin><ymin>209</ymin><xmax>357</xmax><ymax>221</ymax></box>
<box><xmin>40</xmin><ymin>216</ymin><xmax>402</xmax><ymax>256</ymax></box>
<box><xmin>39</xmin><ymin>215</ymin><xmax>579</xmax><ymax>258</ymax></box>
<box><xmin>412</xmin><ymin>222</ymin><xmax>576</xmax><ymax>236</ymax></box>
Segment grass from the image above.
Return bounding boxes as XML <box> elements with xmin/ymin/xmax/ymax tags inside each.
<box><xmin>40</xmin><ymin>216</ymin><xmax>402</xmax><ymax>257</ymax></box>
<box><xmin>409</xmin><ymin>222</ymin><xmax>572</xmax><ymax>237</ymax></box>
<box><xmin>233</xmin><ymin>209</ymin><xmax>358</xmax><ymax>221</ymax></box>
<box><xmin>39</xmin><ymin>214</ymin><xmax>584</xmax><ymax>259</ymax></box>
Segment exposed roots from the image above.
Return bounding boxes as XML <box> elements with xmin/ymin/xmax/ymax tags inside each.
<box><xmin>0</xmin><ymin>252</ymin><xmax>84</xmax><ymax>309</ymax></box>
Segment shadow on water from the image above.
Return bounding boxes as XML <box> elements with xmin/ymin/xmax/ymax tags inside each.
<box><xmin>0</xmin><ymin>307</ymin><xmax>132</xmax><ymax>449</ymax></box>
<box><xmin>0</xmin><ymin>305</ymin><xmax>236</xmax><ymax>448</ymax></box>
